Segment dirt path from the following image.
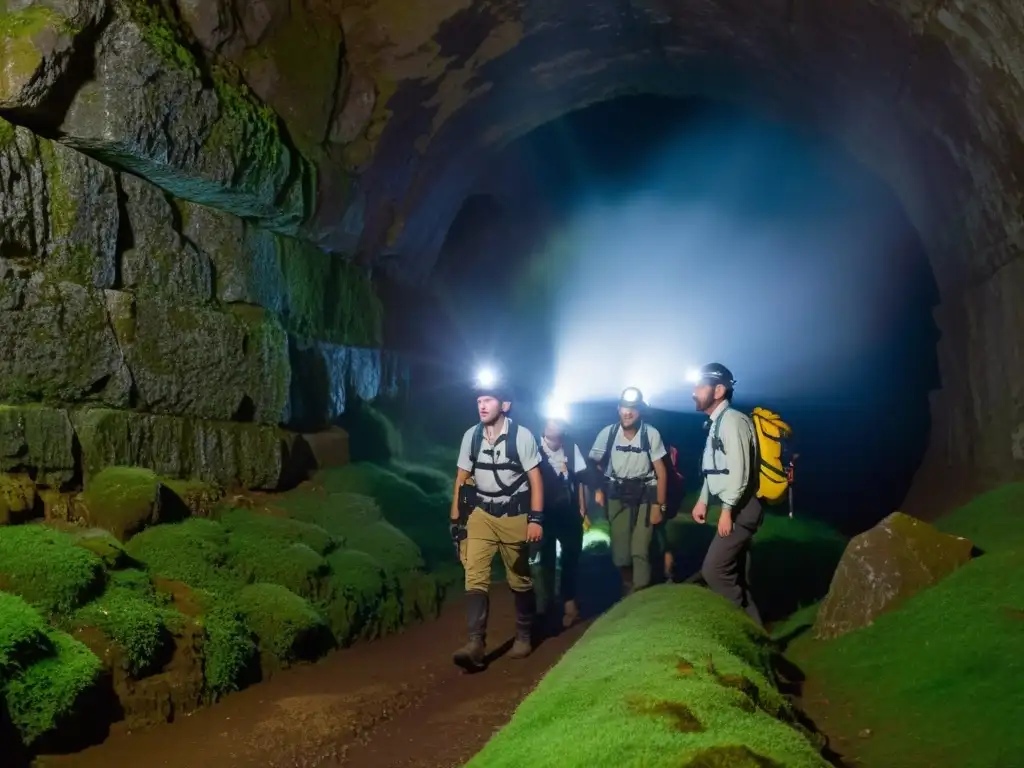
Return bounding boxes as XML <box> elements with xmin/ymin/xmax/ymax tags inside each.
<box><xmin>35</xmin><ymin>583</ymin><xmax>610</xmax><ymax>768</ymax></box>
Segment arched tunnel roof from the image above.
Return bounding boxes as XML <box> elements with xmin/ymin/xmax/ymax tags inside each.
<box><xmin>321</xmin><ymin>0</ymin><xmax>1020</xmax><ymax>300</ymax></box>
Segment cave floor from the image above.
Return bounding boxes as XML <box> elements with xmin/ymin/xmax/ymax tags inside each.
<box><xmin>35</xmin><ymin>589</ymin><xmax>591</xmax><ymax>768</ymax></box>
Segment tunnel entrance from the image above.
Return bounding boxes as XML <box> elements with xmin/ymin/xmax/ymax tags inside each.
<box><xmin>400</xmin><ymin>94</ymin><xmax>940</xmax><ymax>534</ymax></box>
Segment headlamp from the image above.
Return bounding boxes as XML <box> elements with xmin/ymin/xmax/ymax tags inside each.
<box><xmin>542</xmin><ymin>395</ymin><xmax>569</xmax><ymax>422</ymax></box>
<box><xmin>474</xmin><ymin>366</ymin><xmax>498</xmax><ymax>389</ymax></box>
<box><xmin>685</xmin><ymin>368</ymin><xmax>701</xmax><ymax>384</ymax></box>
<box><xmin>619</xmin><ymin>387</ymin><xmax>643</xmax><ymax>406</ymax></box>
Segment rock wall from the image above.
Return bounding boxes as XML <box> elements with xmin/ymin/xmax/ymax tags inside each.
<box><xmin>0</xmin><ymin>0</ymin><xmax>399</xmax><ymax>494</ymax></box>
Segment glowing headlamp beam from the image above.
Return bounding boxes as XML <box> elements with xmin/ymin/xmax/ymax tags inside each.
<box><xmin>542</xmin><ymin>396</ymin><xmax>569</xmax><ymax>422</ymax></box>
<box><xmin>474</xmin><ymin>366</ymin><xmax>498</xmax><ymax>388</ymax></box>
<box><xmin>620</xmin><ymin>387</ymin><xmax>642</xmax><ymax>404</ymax></box>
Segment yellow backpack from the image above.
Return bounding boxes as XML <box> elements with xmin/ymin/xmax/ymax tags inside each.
<box><xmin>751</xmin><ymin>407</ymin><xmax>792</xmax><ymax>504</ymax></box>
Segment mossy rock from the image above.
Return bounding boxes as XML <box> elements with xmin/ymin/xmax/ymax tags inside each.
<box><xmin>234</xmin><ymin>583</ymin><xmax>332</xmax><ymax>673</ymax></box>
<box><xmin>124</xmin><ymin>518</ymin><xmax>239</xmax><ymax>593</ymax></box>
<box><xmin>70</xmin><ymin>528</ymin><xmax>132</xmax><ymax>569</ymax></box>
<box><xmin>0</xmin><ymin>473</ymin><xmax>38</xmax><ymax>525</ymax></box>
<box><xmin>227</xmin><ymin>535</ymin><xmax>330</xmax><ymax>600</ymax></box>
<box><xmin>74</xmin><ymin>585</ymin><xmax>174</xmax><ymax>678</ymax></box>
<box><xmin>163</xmin><ymin>478</ymin><xmax>223</xmax><ymax>518</ymax></box>
<box><xmin>0</xmin><ymin>591</ymin><xmax>53</xmax><ymax>679</ymax></box>
<box><xmin>0</xmin><ymin>525</ymin><xmax>105</xmax><ymax>616</ymax></box>
<box><xmin>195</xmin><ymin>597</ymin><xmax>257</xmax><ymax>701</ymax></box>
<box><xmin>3</xmin><ymin>630</ymin><xmax>103</xmax><ymax>746</ymax></box>
<box><xmin>219</xmin><ymin>507</ymin><xmax>336</xmax><ymax>555</ymax></box>
<box><xmin>319</xmin><ymin>548</ymin><xmax>393</xmax><ymax>643</ymax></box>
<box><xmin>81</xmin><ymin>467</ymin><xmax>166</xmax><ymax>542</ymax></box>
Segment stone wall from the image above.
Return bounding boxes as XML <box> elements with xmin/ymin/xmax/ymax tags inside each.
<box><xmin>0</xmin><ymin>0</ymin><xmax>398</xmax><ymax>493</ymax></box>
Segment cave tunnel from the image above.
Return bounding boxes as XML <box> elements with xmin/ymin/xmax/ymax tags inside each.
<box><xmin>370</xmin><ymin>0</ymin><xmax>1024</xmax><ymax>529</ymax></box>
<box><xmin>3</xmin><ymin>0</ymin><xmax>1024</xmax><ymax>764</ymax></box>
<box><xmin>394</xmin><ymin>93</ymin><xmax>941</xmax><ymax>535</ymax></box>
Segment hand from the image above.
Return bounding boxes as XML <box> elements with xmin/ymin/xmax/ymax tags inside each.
<box><xmin>595</xmin><ymin>489</ymin><xmax>606</xmax><ymax>507</ymax></box>
<box><xmin>691</xmin><ymin>501</ymin><xmax>708</xmax><ymax>523</ymax></box>
<box><xmin>526</xmin><ymin>522</ymin><xmax>543</xmax><ymax>542</ymax></box>
<box><xmin>718</xmin><ymin>509</ymin><xmax>734</xmax><ymax>537</ymax></box>
<box><xmin>650</xmin><ymin>505</ymin><xmax>664</xmax><ymax>526</ymax></box>
<box><xmin>581</xmin><ymin>512</ymin><xmax>591</xmax><ymax>532</ymax></box>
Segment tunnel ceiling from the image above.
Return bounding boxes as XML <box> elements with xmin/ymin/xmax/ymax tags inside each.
<box><xmin>316</xmin><ymin>0</ymin><xmax>1019</xmax><ymax>296</ymax></box>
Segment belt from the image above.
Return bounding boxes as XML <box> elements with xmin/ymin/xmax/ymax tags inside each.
<box><xmin>478</xmin><ymin>496</ymin><xmax>526</xmax><ymax>517</ymax></box>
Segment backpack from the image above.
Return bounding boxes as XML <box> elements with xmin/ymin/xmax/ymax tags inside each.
<box><xmin>468</xmin><ymin>421</ymin><xmax>527</xmax><ymax>498</ymax></box>
<box><xmin>751</xmin><ymin>407</ymin><xmax>792</xmax><ymax>504</ymax></box>
<box><xmin>601</xmin><ymin>422</ymin><xmax>653</xmax><ymax>479</ymax></box>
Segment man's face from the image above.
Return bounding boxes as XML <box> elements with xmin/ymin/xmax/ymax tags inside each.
<box><xmin>477</xmin><ymin>396</ymin><xmax>509</xmax><ymax>424</ymax></box>
<box><xmin>692</xmin><ymin>382</ymin><xmax>721</xmax><ymax>412</ymax></box>
<box><xmin>543</xmin><ymin>419</ymin><xmax>565</xmax><ymax>444</ymax></box>
<box><xmin>618</xmin><ymin>405</ymin><xmax>639</xmax><ymax>427</ymax></box>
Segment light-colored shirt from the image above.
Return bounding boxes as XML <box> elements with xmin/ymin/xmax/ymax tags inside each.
<box><xmin>539</xmin><ymin>438</ymin><xmax>587</xmax><ymax>507</ymax></box>
<box><xmin>698</xmin><ymin>400</ymin><xmax>758</xmax><ymax>509</ymax></box>
<box><xmin>457</xmin><ymin>418</ymin><xmax>540</xmax><ymax>503</ymax></box>
<box><xmin>590</xmin><ymin>422</ymin><xmax>667</xmax><ymax>486</ymax></box>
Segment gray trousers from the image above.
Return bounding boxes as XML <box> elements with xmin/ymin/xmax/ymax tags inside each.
<box><xmin>701</xmin><ymin>495</ymin><xmax>763</xmax><ymax>625</ymax></box>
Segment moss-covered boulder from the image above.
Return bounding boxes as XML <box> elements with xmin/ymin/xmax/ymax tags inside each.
<box><xmin>57</xmin><ymin>0</ymin><xmax>314</xmax><ymax>235</ymax></box>
<box><xmin>123</xmin><ymin>517</ymin><xmax>238</xmax><ymax>593</ymax></box>
<box><xmin>0</xmin><ymin>472</ymin><xmax>37</xmax><ymax>525</ymax></box>
<box><xmin>80</xmin><ymin>466</ymin><xmax>170</xmax><ymax>542</ymax></box>
<box><xmin>0</xmin><ymin>274</ymin><xmax>132</xmax><ymax>407</ymax></box>
<box><xmin>73</xmin><ymin>583</ymin><xmax>174</xmax><ymax>677</ymax></box>
<box><xmin>320</xmin><ymin>548</ymin><xmax>399</xmax><ymax>642</ymax></box>
<box><xmin>813</xmin><ymin>512</ymin><xmax>975</xmax><ymax>640</ymax></box>
<box><xmin>0</xmin><ymin>405</ymin><xmax>77</xmax><ymax>489</ymax></box>
<box><xmin>73</xmin><ymin>407</ymin><xmax>295</xmax><ymax>490</ymax></box>
<box><xmin>0</xmin><ymin>591</ymin><xmax>53</xmax><ymax>678</ymax></box>
<box><xmin>0</xmin><ymin>524</ymin><xmax>105</xmax><ymax>616</ymax></box>
<box><xmin>219</xmin><ymin>508</ymin><xmax>336</xmax><ymax>555</ymax></box>
<box><xmin>234</xmin><ymin>582</ymin><xmax>331</xmax><ymax>673</ymax></box>
<box><xmin>195</xmin><ymin>597</ymin><xmax>257</xmax><ymax>701</ymax></box>
<box><xmin>66</xmin><ymin>527</ymin><xmax>131</xmax><ymax>569</ymax></box>
<box><xmin>466</xmin><ymin>586</ymin><xmax>828</xmax><ymax>768</ymax></box>
<box><xmin>3</xmin><ymin>629</ymin><xmax>103</xmax><ymax>746</ymax></box>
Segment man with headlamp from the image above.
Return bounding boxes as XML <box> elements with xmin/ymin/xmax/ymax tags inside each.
<box><xmin>533</xmin><ymin>396</ymin><xmax>589</xmax><ymax>630</ymax></box>
<box><xmin>450</xmin><ymin>366</ymin><xmax>545</xmax><ymax>671</ymax></box>
<box><xmin>589</xmin><ymin>386</ymin><xmax>669</xmax><ymax>595</ymax></box>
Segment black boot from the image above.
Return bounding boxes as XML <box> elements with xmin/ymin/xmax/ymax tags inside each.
<box><xmin>619</xmin><ymin>566</ymin><xmax>634</xmax><ymax>597</ymax></box>
<box><xmin>453</xmin><ymin>591</ymin><xmax>489</xmax><ymax>671</ymax></box>
<box><xmin>507</xmin><ymin>589</ymin><xmax>536</xmax><ymax>659</ymax></box>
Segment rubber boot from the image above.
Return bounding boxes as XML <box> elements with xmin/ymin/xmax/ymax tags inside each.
<box><xmin>507</xmin><ymin>589</ymin><xmax>536</xmax><ymax>659</ymax></box>
<box><xmin>619</xmin><ymin>566</ymin><xmax>634</xmax><ymax>597</ymax></box>
<box><xmin>453</xmin><ymin>591</ymin><xmax>488</xmax><ymax>671</ymax></box>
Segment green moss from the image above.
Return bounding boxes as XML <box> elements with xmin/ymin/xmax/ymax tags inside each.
<box><xmin>162</xmin><ymin>477</ymin><xmax>222</xmax><ymax>517</ymax></box>
<box><xmin>0</xmin><ymin>6</ymin><xmax>70</xmax><ymax>92</ymax></box>
<box><xmin>228</xmin><ymin>536</ymin><xmax>330</xmax><ymax>600</ymax></box>
<box><xmin>196</xmin><ymin>598</ymin><xmax>257</xmax><ymax>700</ymax></box>
<box><xmin>311</xmin><ymin>464</ymin><xmax>451</xmax><ymax>569</ymax></box>
<box><xmin>81</xmin><ymin>466</ymin><xmax>161</xmax><ymax>541</ymax></box>
<box><xmin>0</xmin><ymin>472</ymin><xmax>36</xmax><ymax>524</ymax></box>
<box><xmin>787</xmin><ymin>484</ymin><xmax>1024</xmax><ymax>767</ymax></box>
<box><xmin>123</xmin><ymin>517</ymin><xmax>239</xmax><ymax>593</ymax></box>
<box><xmin>71</xmin><ymin>528</ymin><xmax>131</xmax><ymax>569</ymax></box>
<box><xmin>466</xmin><ymin>586</ymin><xmax>826</xmax><ymax>768</ymax></box>
<box><xmin>74</xmin><ymin>585</ymin><xmax>172</xmax><ymax>676</ymax></box>
<box><xmin>234</xmin><ymin>583</ymin><xmax>331</xmax><ymax>670</ymax></box>
<box><xmin>107</xmin><ymin>567</ymin><xmax>156</xmax><ymax>598</ymax></box>
<box><xmin>277</xmin><ymin>237</ymin><xmax>383</xmax><ymax>346</ymax></box>
<box><xmin>205</xmin><ymin>63</ymin><xmax>281</xmax><ymax>167</ymax></box>
<box><xmin>219</xmin><ymin>508</ymin><xmax>336</xmax><ymax>555</ymax></box>
<box><xmin>0</xmin><ymin>525</ymin><xmax>105</xmax><ymax>617</ymax></box>
<box><xmin>3</xmin><ymin>629</ymin><xmax>102</xmax><ymax>745</ymax></box>
<box><xmin>0</xmin><ymin>591</ymin><xmax>52</xmax><ymax>680</ymax></box>
<box><xmin>318</xmin><ymin>549</ymin><xmax>396</xmax><ymax>643</ymax></box>
<box><xmin>0</xmin><ymin>116</ymin><xmax>15</xmax><ymax>147</ymax></box>
<box><xmin>121</xmin><ymin>0</ymin><xmax>198</xmax><ymax>74</ymax></box>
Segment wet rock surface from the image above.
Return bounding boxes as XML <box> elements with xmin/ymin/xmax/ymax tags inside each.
<box><xmin>814</xmin><ymin>512</ymin><xmax>975</xmax><ymax>639</ymax></box>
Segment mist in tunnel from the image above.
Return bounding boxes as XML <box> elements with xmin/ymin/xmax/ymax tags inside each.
<box><xmin>408</xmin><ymin>95</ymin><xmax>940</xmax><ymax>532</ymax></box>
